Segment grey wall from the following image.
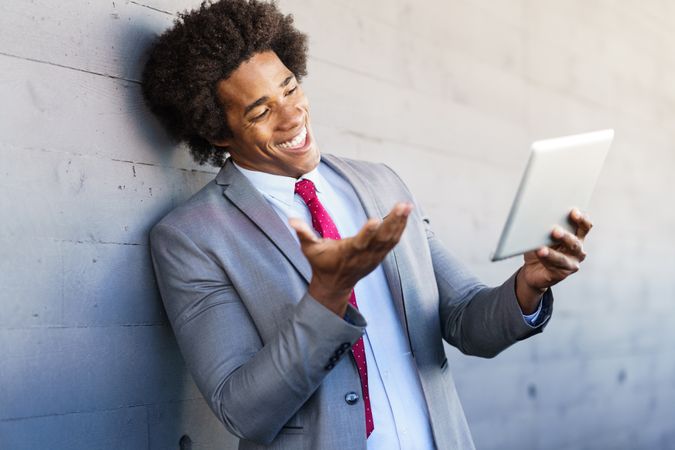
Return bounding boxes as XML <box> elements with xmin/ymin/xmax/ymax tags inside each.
<box><xmin>1</xmin><ymin>1</ymin><xmax>673</xmax><ymax>449</ymax></box>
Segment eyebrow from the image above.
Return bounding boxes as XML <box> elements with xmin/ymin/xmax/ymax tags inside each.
<box><xmin>243</xmin><ymin>75</ymin><xmax>295</xmax><ymax>116</ymax></box>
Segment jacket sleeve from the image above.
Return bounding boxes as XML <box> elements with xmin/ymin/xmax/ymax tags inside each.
<box><xmin>149</xmin><ymin>223</ymin><xmax>366</xmax><ymax>444</ymax></box>
<box><xmin>425</xmin><ymin>214</ymin><xmax>554</xmax><ymax>358</ymax></box>
<box><xmin>379</xmin><ymin>162</ymin><xmax>553</xmax><ymax>358</ymax></box>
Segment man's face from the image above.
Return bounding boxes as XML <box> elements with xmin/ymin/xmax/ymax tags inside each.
<box><xmin>214</xmin><ymin>51</ymin><xmax>319</xmax><ymax>178</ymax></box>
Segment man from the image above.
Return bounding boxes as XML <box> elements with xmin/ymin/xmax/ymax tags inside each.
<box><xmin>142</xmin><ymin>1</ymin><xmax>591</xmax><ymax>449</ymax></box>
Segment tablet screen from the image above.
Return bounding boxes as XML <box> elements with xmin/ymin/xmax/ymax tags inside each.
<box><xmin>492</xmin><ymin>129</ymin><xmax>614</xmax><ymax>261</ymax></box>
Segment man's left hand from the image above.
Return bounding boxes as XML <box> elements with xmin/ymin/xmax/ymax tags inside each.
<box><xmin>516</xmin><ymin>208</ymin><xmax>593</xmax><ymax>314</ymax></box>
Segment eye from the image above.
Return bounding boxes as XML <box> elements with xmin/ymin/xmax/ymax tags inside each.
<box><xmin>286</xmin><ymin>86</ymin><xmax>298</xmax><ymax>96</ymax></box>
<box><xmin>252</xmin><ymin>109</ymin><xmax>269</xmax><ymax>122</ymax></box>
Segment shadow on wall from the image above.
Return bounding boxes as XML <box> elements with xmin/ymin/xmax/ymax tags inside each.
<box><xmin>120</xmin><ymin>19</ymin><xmax>180</xmax><ymax>166</ymax></box>
<box><xmin>115</xmin><ymin>16</ymin><xmax>238</xmax><ymax>450</ymax></box>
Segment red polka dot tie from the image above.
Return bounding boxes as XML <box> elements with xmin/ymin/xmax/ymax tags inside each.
<box><xmin>295</xmin><ymin>178</ymin><xmax>374</xmax><ymax>438</ymax></box>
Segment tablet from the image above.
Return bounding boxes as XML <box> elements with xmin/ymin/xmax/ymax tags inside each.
<box><xmin>491</xmin><ymin>129</ymin><xmax>614</xmax><ymax>261</ymax></box>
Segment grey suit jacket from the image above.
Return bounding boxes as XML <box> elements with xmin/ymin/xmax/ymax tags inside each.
<box><xmin>149</xmin><ymin>154</ymin><xmax>553</xmax><ymax>450</ymax></box>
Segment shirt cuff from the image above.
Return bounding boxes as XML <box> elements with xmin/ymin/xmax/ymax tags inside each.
<box><xmin>522</xmin><ymin>298</ymin><xmax>543</xmax><ymax>325</ymax></box>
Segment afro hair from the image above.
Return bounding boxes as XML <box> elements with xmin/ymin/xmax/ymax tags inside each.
<box><xmin>141</xmin><ymin>0</ymin><xmax>309</xmax><ymax>167</ymax></box>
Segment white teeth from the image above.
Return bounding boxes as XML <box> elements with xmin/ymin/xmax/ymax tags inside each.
<box><xmin>278</xmin><ymin>126</ymin><xmax>307</xmax><ymax>149</ymax></box>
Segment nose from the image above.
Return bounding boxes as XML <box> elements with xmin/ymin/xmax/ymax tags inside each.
<box><xmin>276</xmin><ymin>101</ymin><xmax>304</xmax><ymax>132</ymax></box>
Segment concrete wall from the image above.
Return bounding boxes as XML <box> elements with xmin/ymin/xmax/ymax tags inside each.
<box><xmin>1</xmin><ymin>1</ymin><xmax>673</xmax><ymax>449</ymax></box>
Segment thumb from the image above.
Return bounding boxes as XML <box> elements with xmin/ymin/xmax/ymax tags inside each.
<box><xmin>289</xmin><ymin>218</ymin><xmax>320</xmax><ymax>248</ymax></box>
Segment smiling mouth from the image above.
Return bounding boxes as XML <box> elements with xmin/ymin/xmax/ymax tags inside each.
<box><xmin>276</xmin><ymin>126</ymin><xmax>308</xmax><ymax>150</ymax></box>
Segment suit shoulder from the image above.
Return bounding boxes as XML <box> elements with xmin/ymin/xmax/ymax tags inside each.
<box><xmin>324</xmin><ymin>154</ymin><xmax>406</xmax><ymax>187</ymax></box>
<box><xmin>151</xmin><ymin>178</ymin><xmax>225</xmax><ymax>237</ymax></box>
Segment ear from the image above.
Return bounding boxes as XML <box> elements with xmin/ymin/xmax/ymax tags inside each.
<box><xmin>210</xmin><ymin>137</ymin><xmax>232</xmax><ymax>149</ymax></box>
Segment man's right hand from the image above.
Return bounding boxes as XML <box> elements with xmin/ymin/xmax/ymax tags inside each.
<box><xmin>289</xmin><ymin>202</ymin><xmax>413</xmax><ymax>317</ymax></box>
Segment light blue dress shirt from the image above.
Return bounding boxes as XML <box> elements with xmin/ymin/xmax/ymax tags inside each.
<box><xmin>232</xmin><ymin>160</ymin><xmax>541</xmax><ymax>449</ymax></box>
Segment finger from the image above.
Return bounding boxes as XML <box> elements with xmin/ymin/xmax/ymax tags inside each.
<box><xmin>352</xmin><ymin>218</ymin><xmax>382</xmax><ymax>250</ymax></box>
<box><xmin>289</xmin><ymin>218</ymin><xmax>320</xmax><ymax>247</ymax></box>
<box><xmin>536</xmin><ymin>246</ymin><xmax>579</xmax><ymax>272</ymax></box>
<box><xmin>385</xmin><ymin>203</ymin><xmax>412</xmax><ymax>243</ymax></box>
<box><xmin>551</xmin><ymin>227</ymin><xmax>587</xmax><ymax>262</ymax></box>
<box><xmin>569</xmin><ymin>208</ymin><xmax>593</xmax><ymax>240</ymax></box>
<box><xmin>378</xmin><ymin>203</ymin><xmax>413</xmax><ymax>242</ymax></box>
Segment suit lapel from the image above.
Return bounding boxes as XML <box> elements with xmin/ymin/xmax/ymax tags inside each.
<box><xmin>321</xmin><ymin>155</ymin><xmax>411</xmax><ymax>345</ymax></box>
<box><xmin>216</xmin><ymin>160</ymin><xmax>312</xmax><ymax>283</ymax></box>
<box><xmin>215</xmin><ymin>155</ymin><xmax>411</xmax><ymax>345</ymax></box>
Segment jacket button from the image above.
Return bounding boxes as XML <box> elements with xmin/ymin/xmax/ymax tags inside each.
<box><xmin>340</xmin><ymin>342</ymin><xmax>350</xmax><ymax>350</ymax></box>
<box><xmin>345</xmin><ymin>392</ymin><xmax>359</xmax><ymax>405</ymax></box>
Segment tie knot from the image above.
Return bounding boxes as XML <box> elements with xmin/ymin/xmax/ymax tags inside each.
<box><xmin>295</xmin><ymin>178</ymin><xmax>317</xmax><ymax>203</ymax></box>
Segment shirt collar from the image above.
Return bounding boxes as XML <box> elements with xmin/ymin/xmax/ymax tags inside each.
<box><xmin>232</xmin><ymin>160</ymin><xmax>326</xmax><ymax>207</ymax></box>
